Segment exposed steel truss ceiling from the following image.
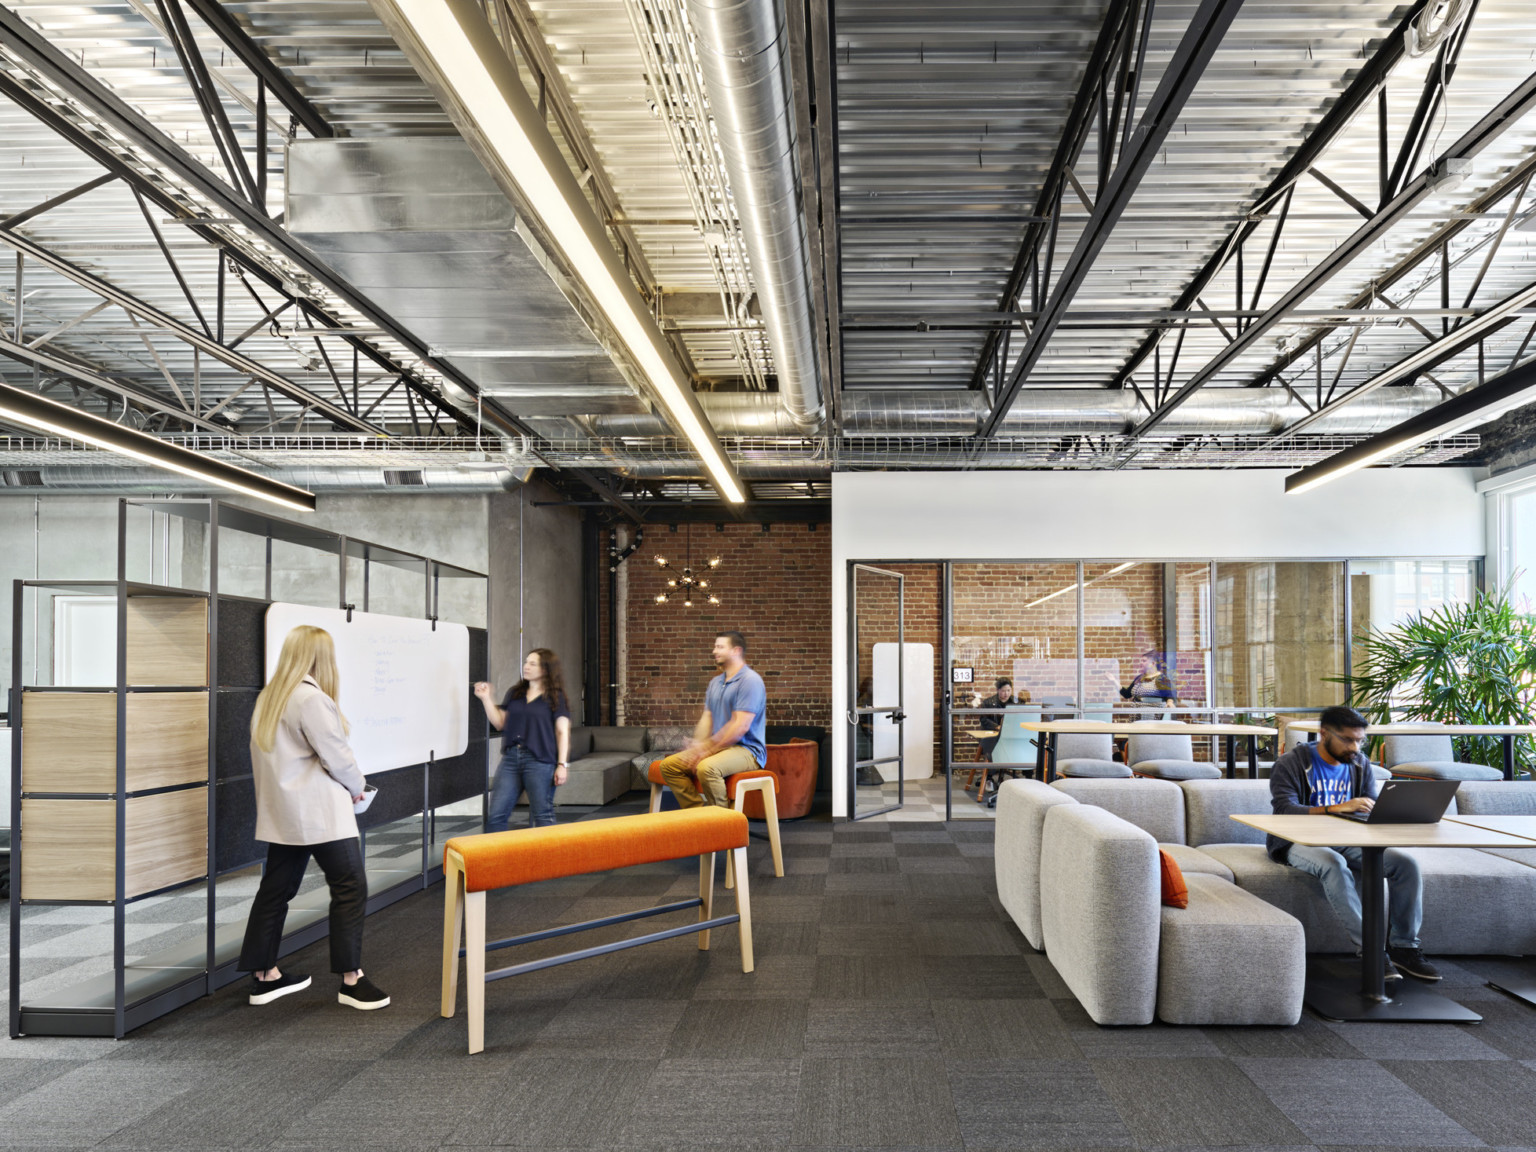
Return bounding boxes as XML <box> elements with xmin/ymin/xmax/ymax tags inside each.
<box><xmin>1</xmin><ymin>0</ymin><xmax>1535</xmax><ymax>508</ymax></box>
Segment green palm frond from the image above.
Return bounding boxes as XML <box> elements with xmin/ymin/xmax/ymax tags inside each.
<box><xmin>1329</xmin><ymin>581</ymin><xmax>1536</xmax><ymax>775</ymax></box>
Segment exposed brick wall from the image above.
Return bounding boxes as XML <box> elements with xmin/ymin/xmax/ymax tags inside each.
<box><xmin>610</xmin><ymin>522</ymin><xmax>832</xmax><ymax>730</ymax></box>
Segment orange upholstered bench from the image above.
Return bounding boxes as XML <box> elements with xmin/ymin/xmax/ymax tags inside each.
<box><xmin>647</xmin><ymin>761</ymin><xmax>785</xmax><ymax>888</ymax></box>
<box><xmin>441</xmin><ymin>807</ymin><xmax>752</xmax><ymax>1054</ymax></box>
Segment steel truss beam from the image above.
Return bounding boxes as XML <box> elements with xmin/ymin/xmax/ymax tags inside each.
<box><xmin>1127</xmin><ymin>68</ymin><xmax>1536</xmax><ymax>442</ymax></box>
<box><xmin>795</xmin><ymin>0</ymin><xmax>844</xmax><ymax>432</ymax></box>
<box><xmin>0</xmin><ymin>2</ymin><xmax>534</xmax><ymax>442</ymax></box>
<box><xmin>978</xmin><ymin>0</ymin><xmax>1246</xmax><ymax>437</ymax></box>
<box><xmin>0</xmin><ymin>333</ymin><xmax>232</xmax><ymax>432</ymax></box>
<box><xmin>180</xmin><ymin>0</ymin><xmax>333</xmax><ymax>139</ymax></box>
<box><xmin>1108</xmin><ymin>1</ymin><xmax>1434</xmax><ymax>392</ymax></box>
<box><xmin>0</xmin><ymin>226</ymin><xmax>378</xmax><ymax>432</ymax></box>
<box><xmin>966</xmin><ymin>0</ymin><xmax>1138</xmax><ymax>392</ymax></box>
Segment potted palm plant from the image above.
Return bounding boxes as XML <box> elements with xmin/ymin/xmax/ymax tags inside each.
<box><xmin>1342</xmin><ymin>583</ymin><xmax>1536</xmax><ymax>779</ymax></box>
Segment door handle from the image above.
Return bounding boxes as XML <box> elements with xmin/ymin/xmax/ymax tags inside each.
<box><xmin>891</xmin><ymin>710</ymin><xmax>907</xmax><ymax>724</ymax></box>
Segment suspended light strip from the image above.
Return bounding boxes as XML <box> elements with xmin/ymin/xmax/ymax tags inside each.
<box><xmin>371</xmin><ymin>0</ymin><xmax>747</xmax><ymax>504</ymax></box>
<box><xmin>1026</xmin><ymin>562</ymin><xmax>1137</xmax><ymax>609</ymax></box>
<box><xmin>0</xmin><ymin>381</ymin><xmax>316</xmax><ymax>512</ymax></box>
<box><xmin>1285</xmin><ymin>359</ymin><xmax>1536</xmax><ymax>496</ymax></box>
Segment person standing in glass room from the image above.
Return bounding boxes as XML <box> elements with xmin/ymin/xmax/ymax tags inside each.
<box><xmin>1113</xmin><ymin>650</ymin><xmax>1177</xmax><ymax>709</ymax></box>
<box><xmin>474</xmin><ymin>648</ymin><xmax>572</xmax><ymax>831</ymax></box>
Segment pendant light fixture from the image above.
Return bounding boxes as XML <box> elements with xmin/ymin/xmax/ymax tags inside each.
<box><xmin>653</xmin><ymin>522</ymin><xmax>722</xmax><ymax>607</ymax></box>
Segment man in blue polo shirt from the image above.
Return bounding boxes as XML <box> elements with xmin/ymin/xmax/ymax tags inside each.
<box><xmin>1268</xmin><ymin>704</ymin><xmax>1438</xmax><ymax>982</ymax></box>
<box><xmin>659</xmin><ymin>630</ymin><xmax>767</xmax><ymax>808</ymax></box>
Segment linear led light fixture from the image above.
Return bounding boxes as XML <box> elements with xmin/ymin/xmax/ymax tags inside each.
<box><xmin>1026</xmin><ymin>562</ymin><xmax>1137</xmax><ymax>609</ymax></box>
<box><xmin>371</xmin><ymin>0</ymin><xmax>746</xmax><ymax>503</ymax></box>
<box><xmin>1285</xmin><ymin>357</ymin><xmax>1536</xmax><ymax>497</ymax></box>
<box><xmin>0</xmin><ymin>380</ymin><xmax>317</xmax><ymax>512</ymax></box>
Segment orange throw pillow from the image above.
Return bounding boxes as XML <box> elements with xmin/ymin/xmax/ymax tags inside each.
<box><xmin>1158</xmin><ymin>849</ymin><xmax>1189</xmax><ymax>909</ymax></box>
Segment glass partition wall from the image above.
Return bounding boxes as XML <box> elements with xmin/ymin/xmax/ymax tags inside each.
<box><xmin>920</xmin><ymin>556</ymin><xmax>1480</xmax><ymax>819</ymax></box>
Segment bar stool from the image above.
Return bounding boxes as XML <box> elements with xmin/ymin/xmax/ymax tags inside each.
<box><xmin>647</xmin><ymin>761</ymin><xmax>784</xmax><ymax>888</ymax></box>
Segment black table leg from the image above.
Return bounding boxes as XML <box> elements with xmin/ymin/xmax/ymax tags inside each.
<box><xmin>1225</xmin><ymin>736</ymin><xmax>1235</xmax><ymax>780</ymax></box>
<box><xmin>1303</xmin><ymin>846</ymin><xmax>1481</xmax><ymax>1022</ymax></box>
<box><xmin>1248</xmin><ymin>736</ymin><xmax>1259</xmax><ymax>780</ymax></box>
<box><xmin>1502</xmin><ymin>734</ymin><xmax>1515</xmax><ymax>781</ymax></box>
<box><xmin>1033</xmin><ymin>731</ymin><xmax>1046</xmax><ymax>783</ymax></box>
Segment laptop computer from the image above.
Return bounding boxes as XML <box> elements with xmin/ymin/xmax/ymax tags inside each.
<box><xmin>1332</xmin><ymin>779</ymin><xmax>1459</xmax><ymax>824</ymax></box>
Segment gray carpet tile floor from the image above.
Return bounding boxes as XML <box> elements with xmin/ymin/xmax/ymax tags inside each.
<box><xmin>3</xmin><ymin>794</ymin><xmax>1536</xmax><ymax>1151</ymax></box>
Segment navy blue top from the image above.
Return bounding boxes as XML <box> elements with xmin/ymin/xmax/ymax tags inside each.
<box><xmin>498</xmin><ymin>688</ymin><xmax>570</xmax><ymax>765</ymax></box>
<box><xmin>705</xmin><ymin>664</ymin><xmax>768</xmax><ymax>767</ymax></box>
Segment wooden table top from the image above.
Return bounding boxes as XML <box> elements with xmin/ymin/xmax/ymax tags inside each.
<box><xmin>1231</xmin><ymin>813</ymin><xmax>1535</xmax><ymax>848</ymax></box>
<box><xmin>1022</xmin><ymin>719</ymin><xmax>1276</xmax><ymax>737</ymax></box>
<box><xmin>1444</xmin><ymin>814</ymin><xmax>1536</xmax><ymax>841</ymax></box>
<box><xmin>1285</xmin><ymin>721</ymin><xmax>1536</xmax><ymax>736</ymax></box>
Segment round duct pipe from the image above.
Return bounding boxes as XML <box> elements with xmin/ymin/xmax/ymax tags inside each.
<box><xmin>588</xmin><ymin>387</ymin><xmax>1449</xmax><ymax>438</ymax></box>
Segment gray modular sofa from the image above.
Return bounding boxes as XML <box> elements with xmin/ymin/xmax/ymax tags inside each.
<box><xmin>997</xmin><ymin>776</ymin><xmax>1536</xmax><ymax>1026</ymax></box>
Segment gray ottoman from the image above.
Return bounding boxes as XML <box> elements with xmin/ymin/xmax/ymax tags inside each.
<box><xmin>1156</xmin><ymin>873</ymin><xmax>1305</xmax><ymax>1025</ymax></box>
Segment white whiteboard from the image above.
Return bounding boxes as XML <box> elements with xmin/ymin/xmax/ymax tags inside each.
<box><xmin>264</xmin><ymin>603</ymin><xmax>469</xmax><ymax>775</ymax></box>
<box><xmin>872</xmin><ymin>642</ymin><xmax>934</xmax><ymax>781</ymax></box>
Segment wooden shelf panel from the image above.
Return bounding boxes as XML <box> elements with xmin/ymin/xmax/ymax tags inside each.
<box><xmin>20</xmin><ymin>787</ymin><xmax>208</xmax><ymax>901</ymax></box>
<box><xmin>126</xmin><ymin>597</ymin><xmax>208</xmax><ymax>687</ymax></box>
<box><xmin>21</xmin><ymin>691</ymin><xmax>208</xmax><ymax>794</ymax></box>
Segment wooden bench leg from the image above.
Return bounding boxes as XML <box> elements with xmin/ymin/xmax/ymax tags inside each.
<box><xmin>733</xmin><ymin>844</ymin><xmax>754</xmax><ymax>973</ymax></box>
<box><xmin>649</xmin><ymin>782</ymin><xmax>663</xmax><ymax>813</ymax></box>
<box><xmin>441</xmin><ymin>850</ymin><xmax>465</xmax><ymax>1019</ymax></box>
<box><xmin>465</xmin><ymin>889</ymin><xmax>486</xmax><ymax>1055</ymax></box>
<box><xmin>762</xmin><ymin>780</ymin><xmax>784</xmax><ymax>878</ymax></box>
<box><xmin>698</xmin><ymin>852</ymin><xmax>714</xmax><ymax>950</ymax></box>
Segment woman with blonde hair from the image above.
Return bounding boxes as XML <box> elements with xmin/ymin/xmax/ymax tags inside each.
<box><xmin>238</xmin><ymin>624</ymin><xmax>389</xmax><ymax>1010</ymax></box>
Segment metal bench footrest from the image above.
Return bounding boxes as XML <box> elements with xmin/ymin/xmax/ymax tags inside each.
<box><xmin>484</xmin><ymin>914</ymin><xmax>741</xmax><ymax>982</ymax></box>
<box><xmin>466</xmin><ymin>898</ymin><xmax>703</xmax><ymax>957</ymax></box>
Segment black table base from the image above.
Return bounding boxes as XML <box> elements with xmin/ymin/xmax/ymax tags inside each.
<box><xmin>1305</xmin><ymin>955</ymin><xmax>1482</xmax><ymax>1022</ymax></box>
<box><xmin>1487</xmin><ymin>968</ymin><xmax>1536</xmax><ymax>1009</ymax></box>
<box><xmin>1304</xmin><ymin>845</ymin><xmax>1481</xmax><ymax>1022</ymax></box>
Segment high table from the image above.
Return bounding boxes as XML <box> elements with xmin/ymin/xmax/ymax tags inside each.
<box><xmin>1231</xmin><ymin>813</ymin><xmax>1535</xmax><ymax>1022</ymax></box>
<box><xmin>1445</xmin><ymin>813</ymin><xmax>1536</xmax><ymax>1009</ymax></box>
<box><xmin>1021</xmin><ymin>719</ymin><xmax>1277</xmax><ymax>782</ymax></box>
<box><xmin>1285</xmin><ymin>721</ymin><xmax>1536</xmax><ymax>781</ymax></box>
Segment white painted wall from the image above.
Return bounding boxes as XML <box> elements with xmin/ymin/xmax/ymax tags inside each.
<box><xmin>829</xmin><ymin>468</ymin><xmax>1485</xmax><ymax>815</ymax></box>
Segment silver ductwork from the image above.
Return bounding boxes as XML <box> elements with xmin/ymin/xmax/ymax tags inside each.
<box><xmin>686</xmin><ymin>0</ymin><xmax>823</xmax><ymax>430</ymax></box>
<box><xmin>588</xmin><ymin>386</ymin><xmax>1451</xmax><ymax>438</ymax></box>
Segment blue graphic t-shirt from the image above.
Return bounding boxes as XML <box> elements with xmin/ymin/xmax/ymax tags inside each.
<box><xmin>1306</xmin><ymin>745</ymin><xmax>1353</xmax><ymax>808</ymax></box>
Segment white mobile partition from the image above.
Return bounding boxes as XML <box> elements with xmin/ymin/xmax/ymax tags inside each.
<box><xmin>872</xmin><ymin>642</ymin><xmax>933</xmax><ymax>780</ymax></box>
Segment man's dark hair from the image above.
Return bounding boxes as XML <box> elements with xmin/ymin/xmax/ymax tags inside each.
<box><xmin>717</xmin><ymin>630</ymin><xmax>747</xmax><ymax>655</ymax></box>
<box><xmin>995</xmin><ymin>677</ymin><xmax>1012</xmax><ymax>690</ymax></box>
<box><xmin>1319</xmin><ymin>705</ymin><xmax>1368</xmax><ymax>732</ymax></box>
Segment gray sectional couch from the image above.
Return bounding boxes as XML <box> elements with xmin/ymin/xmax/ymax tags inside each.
<box><xmin>997</xmin><ymin>776</ymin><xmax>1536</xmax><ymax>1026</ymax></box>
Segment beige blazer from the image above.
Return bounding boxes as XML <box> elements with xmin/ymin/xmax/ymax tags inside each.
<box><xmin>251</xmin><ymin>675</ymin><xmax>366</xmax><ymax>845</ymax></box>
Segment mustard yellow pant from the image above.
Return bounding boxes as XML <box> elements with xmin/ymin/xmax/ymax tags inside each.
<box><xmin>659</xmin><ymin>745</ymin><xmax>758</xmax><ymax>808</ymax></box>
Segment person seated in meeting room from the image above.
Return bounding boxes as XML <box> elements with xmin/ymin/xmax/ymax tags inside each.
<box><xmin>474</xmin><ymin>648</ymin><xmax>572</xmax><ymax>832</ymax></box>
<box><xmin>977</xmin><ymin>677</ymin><xmax>1030</xmax><ymax>761</ymax></box>
<box><xmin>1109</xmin><ymin>650</ymin><xmax>1176</xmax><ymax>709</ymax></box>
<box><xmin>659</xmin><ymin>630</ymin><xmax>768</xmax><ymax>808</ymax></box>
<box><xmin>1267</xmin><ymin>704</ymin><xmax>1438</xmax><ymax>982</ymax></box>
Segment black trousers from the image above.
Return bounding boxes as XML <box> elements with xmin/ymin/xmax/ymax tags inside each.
<box><xmin>238</xmin><ymin>837</ymin><xmax>367</xmax><ymax>975</ymax></box>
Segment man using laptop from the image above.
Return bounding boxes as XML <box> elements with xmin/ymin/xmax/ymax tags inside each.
<box><xmin>1267</xmin><ymin>705</ymin><xmax>1439</xmax><ymax>982</ymax></box>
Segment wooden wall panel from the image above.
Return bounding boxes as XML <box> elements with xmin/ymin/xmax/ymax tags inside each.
<box><xmin>126</xmin><ymin>693</ymin><xmax>209</xmax><ymax>790</ymax></box>
<box><xmin>20</xmin><ymin>798</ymin><xmax>115</xmax><ymax>901</ymax></box>
<box><xmin>125</xmin><ymin>789</ymin><xmax>207</xmax><ymax>897</ymax></box>
<box><xmin>126</xmin><ymin>597</ymin><xmax>208</xmax><ymax>686</ymax></box>
<box><xmin>20</xmin><ymin>692</ymin><xmax>115</xmax><ymax>793</ymax></box>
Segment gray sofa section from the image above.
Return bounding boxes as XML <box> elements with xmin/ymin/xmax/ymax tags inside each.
<box><xmin>1040</xmin><ymin>804</ymin><xmax>1161</xmax><ymax>1026</ymax></box>
<box><xmin>994</xmin><ymin>780</ymin><xmax>1078</xmax><ymax>951</ymax></box>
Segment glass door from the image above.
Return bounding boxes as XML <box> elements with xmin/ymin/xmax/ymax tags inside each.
<box><xmin>849</xmin><ymin>564</ymin><xmax>905</xmax><ymax>820</ymax></box>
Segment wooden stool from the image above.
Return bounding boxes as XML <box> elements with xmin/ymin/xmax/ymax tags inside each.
<box><xmin>648</xmin><ymin>761</ymin><xmax>785</xmax><ymax>889</ymax></box>
<box><xmin>442</xmin><ymin>807</ymin><xmax>752</xmax><ymax>1054</ymax></box>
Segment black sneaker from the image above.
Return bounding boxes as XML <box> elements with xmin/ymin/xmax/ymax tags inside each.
<box><xmin>338</xmin><ymin>975</ymin><xmax>390</xmax><ymax>1010</ymax></box>
<box><xmin>1357</xmin><ymin>952</ymin><xmax>1402</xmax><ymax>982</ymax></box>
<box><xmin>1390</xmin><ymin>946</ymin><xmax>1442</xmax><ymax>982</ymax></box>
<box><xmin>248</xmin><ymin>971</ymin><xmax>310</xmax><ymax>1005</ymax></box>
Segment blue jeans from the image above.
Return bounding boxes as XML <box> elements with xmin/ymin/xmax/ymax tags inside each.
<box><xmin>1285</xmin><ymin>844</ymin><xmax>1423</xmax><ymax>949</ymax></box>
<box><xmin>488</xmin><ymin>746</ymin><xmax>557</xmax><ymax>832</ymax></box>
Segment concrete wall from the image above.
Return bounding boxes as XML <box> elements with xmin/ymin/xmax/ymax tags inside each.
<box><xmin>487</xmin><ymin>481</ymin><xmax>585</xmax><ymax>718</ymax></box>
<box><xmin>1</xmin><ymin>486</ymin><xmax>585</xmax><ymax>722</ymax></box>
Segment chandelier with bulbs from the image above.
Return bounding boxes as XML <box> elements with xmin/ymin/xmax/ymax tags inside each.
<box><xmin>653</xmin><ymin>522</ymin><xmax>722</xmax><ymax>607</ymax></box>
